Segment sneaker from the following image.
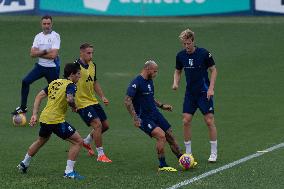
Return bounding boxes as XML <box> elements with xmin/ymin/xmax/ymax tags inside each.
<box><xmin>158</xmin><ymin>166</ymin><xmax>177</xmax><ymax>172</ymax></box>
<box><xmin>97</xmin><ymin>154</ymin><xmax>112</xmax><ymax>163</ymax></box>
<box><xmin>17</xmin><ymin>162</ymin><xmax>28</xmax><ymax>173</ymax></box>
<box><xmin>63</xmin><ymin>171</ymin><xmax>85</xmax><ymax>180</ymax></box>
<box><xmin>208</xmin><ymin>153</ymin><xmax>217</xmax><ymax>162</ymax></box>
<box><xmin>82</xmin><ymin>142</ymin><xmax>95</xmax><ymax>156</ymax></box>
<box><xmin>12</xmin><ymin>107</ymin><xmax>27</xmax><ymax>115</ymax></box>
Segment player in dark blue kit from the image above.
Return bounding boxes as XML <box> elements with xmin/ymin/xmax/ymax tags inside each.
<box><xmin>172</xmin><ymin>29</ymin><xmax>218</xmax><ymax>162</ymax></box>
<box><xmin>125</xmin><ymin>60</ymin><xmax>183</xmax><ymax>172</ymax></box>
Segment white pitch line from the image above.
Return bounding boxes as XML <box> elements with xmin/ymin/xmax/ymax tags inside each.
<box><xmin>166</xmin><ymin>142</ymin><xmax>284</xmax><ymax>189</ymax></box>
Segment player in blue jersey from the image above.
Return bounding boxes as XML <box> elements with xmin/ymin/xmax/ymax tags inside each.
<box><xmin>125</xmin><ymin>60</ymin><xmax>183</xmax><ymax>172</ymax></box>
<box><xmin>12</xmin><ymin>15</ymin><xmax>61</xmax><ymax>115</ymax></box>
<box><xmin>172</xmin><ymin>29</ymin><xmax>218</xmax><ymax>162</ymax></box>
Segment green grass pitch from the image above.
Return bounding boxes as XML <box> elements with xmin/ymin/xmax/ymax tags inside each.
<box><xmin>0</xmin><ymin>16</ymin><xmax>284</xmax><ymax>189</ymax></box>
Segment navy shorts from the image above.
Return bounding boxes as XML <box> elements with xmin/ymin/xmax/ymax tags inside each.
<box><xmin>39</xmin><ymin>122</ymin><xmax>76</xmax><ymax>140</ymax></box>
<box><xmin>183</xmin><ymin>92</ymin><xmax>214</xmax><ymax>115</ymax></box>
<box><xmin>77</xmin><ymin>104</ymin><xmax>107</xmax><ymax>126</ymax></box>
<box><xmin>139</xmin><ymin>111</ymin><xmax>171</xmax><ymax>137</ymax></box>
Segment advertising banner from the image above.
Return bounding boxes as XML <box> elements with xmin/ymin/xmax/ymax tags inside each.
<box><xmin>39</xmin><ymin>0</ymin><xmax>250</xmax><ymax>16</ymax></box>
<box><xmin>255</xmin><ymin>0</ymin><xmax>284</xmax><ymax>13</ymax></box>
<box><xmin>0</xmin><ymin>0</ymin><xmax>34</xmax><ymax>13</ymax></box>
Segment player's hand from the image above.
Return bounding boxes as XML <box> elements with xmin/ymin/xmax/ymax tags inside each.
<box><xmin>172</xmin><ymin>83</ymin><xmax>179</xmax><ymax>90</ymax></box>
<box><xmin>161</xmin><ymin>104</ymin><xmax>173</xmax><ymax>112</ymax></box>
<box><xmin>29</xmin><ymin>115</ymin><xmax>37</xmax><ymax>127</ymax></box>
<box><xmin>71</xmin><ymin>107</ymin><xmax>77</xmax><ymax>112</ymax></box>
<box><xmin>133</xmin><ymin>117</ymin><xmax>141</xmax><ymax>128</ymax></box>
<box><xmin>207</xmin><ymin>88</ymin><xmax>214</xmax><ymax>100</ymax></box>
<box><xmin>102</xmin><ymin>96</ymin><xmax>109</xmax><ymax>106</ymax></box>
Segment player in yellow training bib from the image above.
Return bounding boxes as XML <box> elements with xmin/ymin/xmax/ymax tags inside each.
<box><xmin>17</xmin><ymin>63</ymin><xmax>85</xmax><ymax>179</ymax></box>
<box><xmin>74</xmin><ymin>43</ymin><xmax>112</xmax><ymax>163</ymax></box>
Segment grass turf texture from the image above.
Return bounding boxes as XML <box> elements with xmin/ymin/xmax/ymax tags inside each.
<box><xmin>0</xmin><ymin>16</ymin><xmax>284</xmax><ymax>188</ymax></box>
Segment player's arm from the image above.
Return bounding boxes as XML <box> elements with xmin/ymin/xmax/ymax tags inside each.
<box><xmin>93</xmin><ymin>81</ymin><xmax>109</xmax><ymax>105</ymax></box>
<box><xmin>207</xmin><ymin>65</ymin><xmax>217</xmax><ymax>99</ymax></box>
<box><xmin>172</xmin><ymin>69</ymin><xmax>182</xmax><ymax>90</ymax></box>
<box><xmin>30</xmin><ymin>47</ymin><xmax>59</xmax><ymax>59</ymax></box>
<box><xmin>30</xmin><ymin>89</ymin><xmax>47</xmax><ymax>127</ymax></box>
<box><xmin>67</xmin><ymin>94</ymin><xmax>76</xmax><ymax>112</ymax></box>
<box><xmin>66</xmin><ymin>83</ymin><xmax>77</xmax><ymax>112</ymax></box>
<box><xmin>154</xmin><ymin>99</ymin><xmax>173</xmax><ymax>112</ymax></box>
<box><xmin>124</xmin><ymin>95</ymin><xmax>141</xmax><ymax>127</ymax></box>
<box><xmin>173</xmin><ymin>54</ymin><xmax>183</xmax><ymax>90</ymax></box>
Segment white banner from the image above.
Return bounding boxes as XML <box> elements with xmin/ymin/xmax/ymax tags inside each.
<box><xmin>0</xmin><ymin>0</ymin><xmax>34</xmax><ymax>13</ymax></box>
<box><xmin>255</xmin><ymin>0</ymin><xmax>284</xmax><ymax>13</ymax></box>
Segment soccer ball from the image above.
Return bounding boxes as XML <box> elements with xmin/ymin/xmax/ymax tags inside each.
<box><xmin>12</xmin><ymin>113</ymin><xmax>27</xmax><ymax>126</ymax></box>
<box><xmin>179</xmin><ymin>153</ymin><xmax>195</xmax><ymax>170</ymax></box>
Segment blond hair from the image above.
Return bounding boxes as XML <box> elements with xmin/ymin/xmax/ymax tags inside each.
<box><xmin>144</xmin><ymin>60</ymin><xmax>157</xmax><ymax>69</ymax></box>
<box><xmin>179</xmin><ymin>29</ymin><xmax>195</xmax><ymax>41</ymax></box>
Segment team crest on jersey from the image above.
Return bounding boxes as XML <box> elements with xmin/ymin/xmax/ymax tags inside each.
<box><xmin>188</xmin><ymin>59</ymin><xmax>194</xmax><ymax>67</ymax></box>
<box><xmin>147</xmin><ymin>84</ymin><xmax>152</xmax><ymax>91</ymax></box>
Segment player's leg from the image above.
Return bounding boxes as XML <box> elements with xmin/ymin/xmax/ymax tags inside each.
<box><xmin>17</xmin><ymin>123</ymin><xmax>51</xmax><ymax>173</ymax></box>
<box><xmin>65</xmin><ymin>131</ymin><xmax>84</xmax><ymax>179</ymax></box>
<box><xmin>85</xmin><ymin>120</ymin><xmax>109</xmax><ymax>138</ymax></box>
<box><xmin>89</xmin><ymin>118</ymin><xmax>112</xmax><ymax>162</ymax></box>
<box><xmin>151</xmin><ymin>127</ymin><xmax>167</xmax><ymax>166</ymax></box>
<box><xmin>151</xmin><ymin>127</ymin><xmax>177</xmax><ymax>172</ymax></box>
<box><xmin>82</xmin><ymin>129</ymin><xmax>95</xmax><ymax>156</ymax></box>
<box><xmin>156</xmin><ymin>112</ymin><xmax>182</xmax><ymax>158</ymax></box>
<box><xmin>53</xmin><ymin>122</ymin><xmax>84</xmax><ymax>179</ymax></box>
<box><xmin>13</xmin><ymin>64</ymin><xmax>44</xmax><ymax>114</ymax></box>
<box><xmin>199</xmin><ymin>93</ymin><xmax>217</xmax><ymax>162</ymax></box>
<box><xmin>65</xmin><ymin>131</ymin><xmax>83</xmax><ymax>161</ymax></box>
<box><xmin>90</xmin><ymin>119</ymin><xmax>103</xmax><ymax>154</ymax></box>
<box><xmin>77</xmin><ymin>106</ymin><xmax>97</xmax><ymax>156</ymax></box>
<box><xmin>165</xmin><ymin>128</ymin><xmax>182</xmax><ymax>159</ymax></box>
<box><xmin>183</xmin><ymin>113</ymin><xmax>194</xmax><ymax>154</ymax></box>
<box><xmin>91</xmin><ymin>104</ymin><xmax>112</xmax><ymax>162</ymax></box>
<box><xmin>78</xmin><ymin>105</ymin><xmax>111</xmax><ymax>162</ymax></box>
<box><xmin>182</xmin><ymin>94</ymin><xmax>197</xmax><ymax>154</ymax></box>
<box><xmin>101</xmin><ymin>119</ymin><xmax>109</xmax><ymax>133</ymax></box>
<box><xmin>204</xmin><ymin>113</ymin><xmax>217</xmax><ymax>162</ymax></box>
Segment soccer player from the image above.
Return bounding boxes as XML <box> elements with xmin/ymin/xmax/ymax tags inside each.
<box><xmin>125</xmin><ymin>60</ymin><xmax>183</xmax><ymax>172</ymax></box>
<box><xmin>172</xmin><ymin>29</ymin><xmax>218</xmax><ymax>162</ymax></box>
<box><xmin>74</xmin><ymin>43</ymin><xmax>112</xmax><ymax>163</ymax></box>
<box><xmin>17</xmin><ymin>63</ymin><xmax>84</xmax><ymax>179</ymax></box>
<box><xmin>12</xmin><ymin>15</ymin><xmax>61</xmax><ymax>115</ymax></box>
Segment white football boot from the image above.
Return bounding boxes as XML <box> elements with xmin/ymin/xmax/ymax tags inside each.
<box><xmin>208</xmin><ymin>153</ymin><xmax>217</xmax><ymax>162</ymax></box>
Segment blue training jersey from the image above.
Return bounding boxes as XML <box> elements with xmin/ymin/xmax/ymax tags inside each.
<box><xmin>176</xmin><ymin>47</ymin><xmax>215</xmax><ymax>95</ymax></box>
<box><xmin>126</xmin><ymin>75</ymin><xmax>158</xmax><ymax>117</ymax></box>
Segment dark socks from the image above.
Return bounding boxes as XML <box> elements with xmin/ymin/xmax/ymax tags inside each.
<box><xmin>158</xmin><ymin>157</ymin><xmax>168</xmax><ymax>168</ymax></box>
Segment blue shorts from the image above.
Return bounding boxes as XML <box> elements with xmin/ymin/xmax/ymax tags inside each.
<box><xmin>39</xmin><ymin>122</ymin><xmax>76</xmax><ymax>140</ymax></box>
<box><xmin>183</xmin><ymin>92</ymin><xmax>214</xmax><ymax>115</ymax></box>
<box><xmin>139</xmin><ymin>111</ymin><xmax>171</xmax><ymax>137</ymax></box>
<box><xmin>77</xmin><ymin>104</ymin><xmax>107</xmax><ymax>126</ymax></box>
